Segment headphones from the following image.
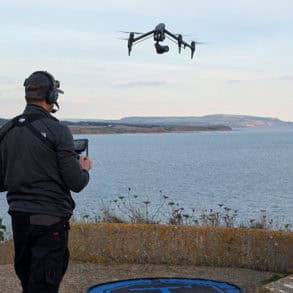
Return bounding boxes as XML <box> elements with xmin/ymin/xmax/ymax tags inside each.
<box><xmin>24</xmin><ymin>71</ymin><xmax>64</xmax><ymax>112</ymax></box>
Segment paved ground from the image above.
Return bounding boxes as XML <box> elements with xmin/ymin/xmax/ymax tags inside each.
<box><xmin>0</xmin><ymin>261</ymin><xmax>275</xmax><ymax>293</ymax></box>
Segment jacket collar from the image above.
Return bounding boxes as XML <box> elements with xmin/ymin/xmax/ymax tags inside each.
<box><xmin>23</xmin><ymin>104</ymin><xmax>58</xmax><ymax>121</ymax></box>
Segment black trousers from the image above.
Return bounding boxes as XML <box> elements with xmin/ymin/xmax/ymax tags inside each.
<box><xmin>10</xmin><ymin>213</ymin><xmax>70</xmax><ymax>293</ymax></box>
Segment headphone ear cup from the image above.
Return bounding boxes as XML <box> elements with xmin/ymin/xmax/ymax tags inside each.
<box><xmin>46</xmin><ymin>88</ymin><xmax>57</xmax><ymax>104</ymax></box>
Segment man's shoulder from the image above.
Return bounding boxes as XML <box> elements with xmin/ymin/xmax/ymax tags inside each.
<box><xmin>40</xmin><ymin>114</ymin><xmax>62</xmax><ymax>127</ymax></box>
<box><xmin>47</xmin><ymin>119</ymin><xmax>72</xmax><ymax>139</ymax></box>
<box><xmin>52</xmin><ymin>120</ymin><xmax>70</xmax><ymax>131</ymax></box>
<box><xmin>0</xmin><ymin>119</ymin><xmax>15</xmax><ymax>137</ymax></box>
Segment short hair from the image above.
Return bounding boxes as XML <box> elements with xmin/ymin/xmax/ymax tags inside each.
<box><xmin>24</xmin><ymin>72</ymin><xmax>51</xmax><ymax>103</ymax></box>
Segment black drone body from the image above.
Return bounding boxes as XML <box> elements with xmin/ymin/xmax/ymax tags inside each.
<box><xmin>125</xmin><ymin>23</ymin><xmax>199</xmax><ymax>59</ymax></box>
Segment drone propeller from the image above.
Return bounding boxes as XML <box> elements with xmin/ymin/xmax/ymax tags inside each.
<box><xmin>175</xmin><ymin>33</ymin><xmax>193</xmax><ymax>37</ymax></box>
<box><xmin>132</xmin><ymin>34</ymin><xmax>153</xmax><ymax>46</ymax></box>
<box><xmin>118</xmin><ymin>30</ymin><xmax>143</xmax><ymax>34</ymax></box>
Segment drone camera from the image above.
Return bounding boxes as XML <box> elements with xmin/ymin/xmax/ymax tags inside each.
<box><xmin>155</xmin><ymin>42</ymin><xmax>169</xmax><ymax>54</ymax></box>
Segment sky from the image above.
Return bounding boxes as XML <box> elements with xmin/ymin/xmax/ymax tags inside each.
<box><xmin>0</xmin><ymin>0</ymin><xmax>293</xmax><ymax>121</ymax></box>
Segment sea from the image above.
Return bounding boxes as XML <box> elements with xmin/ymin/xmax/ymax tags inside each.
<box><xmin>1</xmin><ymin>129</ymin><xmax>293</xmax><ymax>235</ymax></box>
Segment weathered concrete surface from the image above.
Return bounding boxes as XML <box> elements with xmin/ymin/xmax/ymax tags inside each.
<box><xmin>69</xmin><ymin>223</ymin><xmax>293</xmax><ymax>273</ymax></box>
<box><xmin>0</xmin><ymin>240</ymin><xmax>14</xmax><ymax>265</ymax></box>
<box><xmin>259</xmin><ymin>274</ymin><xmax>293</xmax><ymax>293</ymax></box>
<box><xmin>0</xmin><ymin>262</ymin><xmax>275</xmax><ymax>293</ymax></box>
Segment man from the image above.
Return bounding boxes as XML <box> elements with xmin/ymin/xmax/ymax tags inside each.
<box><xmin>0</xmin><ymin>71</ymin><xmax>92</xmax><ymax>293</ymax></box>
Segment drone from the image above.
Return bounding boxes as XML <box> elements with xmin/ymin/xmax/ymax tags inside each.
<box><xmin>120</xmin><ymin>23</ymin><xmax>201</xmax><ymax>59</ymax></box>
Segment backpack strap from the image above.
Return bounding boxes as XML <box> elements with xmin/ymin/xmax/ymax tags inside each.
<box><xmin>0</xmin><ymin>114</ymin><xmax>25</xmax><ymax>144</ymax></box>
<box><xmin>0</xmin><ymin>114</ymin><xmax>55</xmax><ymax>151</ymax></box>
<box><xmin>0</xmin><ymin>120</ymin><xmax>16</xmax><ymax>144</ymax></box>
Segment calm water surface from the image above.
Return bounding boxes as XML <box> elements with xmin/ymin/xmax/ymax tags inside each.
<box><xmin>1</xmin><ymin>130</ymin><xmax>293</xmax><ymax>232</ymax></box>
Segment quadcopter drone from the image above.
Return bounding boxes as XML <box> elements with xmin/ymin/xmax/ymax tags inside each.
<box><xmin>120</xmin><ymin>23</ymin><xmax>201</xmax><ymax>59</ymax></box>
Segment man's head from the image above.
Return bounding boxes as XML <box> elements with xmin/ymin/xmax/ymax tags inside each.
<box><xmin>24</xmin><ymin>71</ymin><xmax>64</xmax><ymax>113</ymax></box>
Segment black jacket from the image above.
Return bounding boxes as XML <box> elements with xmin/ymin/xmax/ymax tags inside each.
<box><xmin>0</xmin><ymin>104</ymin><xmax>89</xmax><ymax>217</ymax></box>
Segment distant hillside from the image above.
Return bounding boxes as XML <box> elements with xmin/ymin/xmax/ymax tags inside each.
<box><xmin>68</xmin><ymin>124</ymin><xmax>231</xmax><ymax>135</ymax></box>
<box><xmin>1</xmin><ymin>114</ymin><xmax>293</xmax><ymax>130</ymax></box>
<box><xmin>0</xmin><ymin>117</ymin><xmax>231</xmax><ymax>134</ymax></box>
<box><xmin>119</xmin><ymin>115</ymin><xmax>293</xmax><ymax>129</ymax></box>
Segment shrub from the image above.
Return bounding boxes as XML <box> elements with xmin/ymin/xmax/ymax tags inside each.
<box><xmin>72</xmin><ymin>188</ymin><xmax>292</xmax><ymax>232</ymax></box>
<box><xmin>0</xmin><ymin>218</ymin><xmax>6</xmax><ymax>241</ymax></box>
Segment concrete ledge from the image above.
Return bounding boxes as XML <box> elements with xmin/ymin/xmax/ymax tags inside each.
<box><xmin>259</xmin><ymin>275</ymin><xmax>293</xmax><ymax>293</ymax></box>
<box><xmin>69</xmin><ymin>223</ymin><xmax>293</xmax><ymax>273</ymax></box>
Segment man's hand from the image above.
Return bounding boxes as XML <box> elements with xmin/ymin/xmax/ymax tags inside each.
<box><xmin>79</xmin><ymin>156</ymin><xmax>92</xmax><ymax>171</ymax></box>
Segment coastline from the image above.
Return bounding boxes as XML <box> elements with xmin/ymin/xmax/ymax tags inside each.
<box><xmin>68</xmin><ymin>124</ymin><xmax>232</xmax><ymax>135</ymax></box>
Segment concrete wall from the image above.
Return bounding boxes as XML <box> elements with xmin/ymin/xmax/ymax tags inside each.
<box><xmin>69</xmin><ymin>223</ymin><xmax>293</xmax><ymax>273</ymax></box>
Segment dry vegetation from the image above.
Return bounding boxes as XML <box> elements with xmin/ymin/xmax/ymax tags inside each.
<box><xmin>67</xmin><ymin>222</ymin><xmax>293</xmax><ymax>273</ymax></box>
<box><xmin>1</xmin><ymin>189</ymin><xmax>291</xmax><ymax>244</ymax></box>
<box><xmin>72</xmin><ymin>188</ymin><xmax>292</xmax><ymax>232</ymax></box>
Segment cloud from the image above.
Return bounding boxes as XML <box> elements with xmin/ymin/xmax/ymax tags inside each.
<box><xmin>113</xmin><ymin>81</ymin><xmax>168</xmax><ymax>88</ymax></box>
<box><xmin>277</xmin><ymin>75</ymin><xmax>293</xmax><ymax>81</ymax></box>
<box><xmin>225</xmin><ymin>74</ymin><xmax>293</xmax><ymax>84</ymax></box>
<box><xmin>226</xmin><ymin>79</ymin><xmax>242</xmax><ymax>84</ymax></box>
<box><xmin>67</xmin><ymin>98</ymin><xmax>92</xmax><ymax>104</ymax></box>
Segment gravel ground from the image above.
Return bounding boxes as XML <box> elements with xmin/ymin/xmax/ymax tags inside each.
<box><xmin>0</xmin><ymin>261</ymin><xmax>274</xmax><ymax>293</ymax></box>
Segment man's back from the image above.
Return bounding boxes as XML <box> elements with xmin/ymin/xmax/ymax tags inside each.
<box><xmin>0</xmin><ymin>103</ymin><xmax>89</xmax><ymax>217</ymax></box>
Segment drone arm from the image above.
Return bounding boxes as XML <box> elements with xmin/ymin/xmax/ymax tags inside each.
<box><xmin>182</xmin><ymin>41</ymin><xmax>192</xmax><ymax>49</ymax></box>
<box><xmin>164</xmin><ymin>29</ymin><xmax>179</xmax><ymax>41</ymax></box>
<box><xmin>180</xmin><ymin>39</ymin><xmax>192</xmax><ymax>49</ymax></box>
<box><xmin>132</xmin><ymin>30</ymin><xmax>155</xmax><ymax>43</ymax></box>
<box><xmin>164</xmin><ymin>29</ymin><xmax>192</xmax><ymax>49</ymax></box>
